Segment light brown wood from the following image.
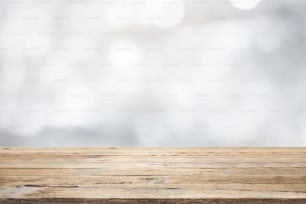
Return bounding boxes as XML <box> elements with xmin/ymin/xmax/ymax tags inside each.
<box><xmin>0</xmin><ymin>147</ymin><xmax>305</xmax><ymax>203</ymax></box>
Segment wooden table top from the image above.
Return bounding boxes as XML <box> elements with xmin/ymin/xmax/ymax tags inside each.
<box><xmin>0</xmin><ymin>147</ymin><xmax>305</xmax><ymax>203</ymax></box>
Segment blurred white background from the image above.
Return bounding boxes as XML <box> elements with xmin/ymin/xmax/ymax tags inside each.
<box><xmin>0</xmin><ymin>0</ymin><xmax>306</xmax><ymax>146</ymax></box>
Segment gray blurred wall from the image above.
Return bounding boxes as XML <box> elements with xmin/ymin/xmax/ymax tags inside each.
<box><xmin>0</xmin><ymin>0</ymin><xmax>306</xmax><ymax>146</ymax></box>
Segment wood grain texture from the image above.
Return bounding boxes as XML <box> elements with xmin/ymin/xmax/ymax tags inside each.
<box><xmin>0</xmin><ymin>147</ymin><xmax>305</xmax><ymax>203</ymax></box>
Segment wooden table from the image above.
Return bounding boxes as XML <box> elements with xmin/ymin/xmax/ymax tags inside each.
<box><xmin>0</xmin><ymin>147</ymin><xmax>305</xmax><ymax>203</ymax></box>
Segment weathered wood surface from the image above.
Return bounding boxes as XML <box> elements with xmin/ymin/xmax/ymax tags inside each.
<box><xmin>0</xmin><ymin>147</ymin><xmax>305</xmax><ymax>203</ymax></box>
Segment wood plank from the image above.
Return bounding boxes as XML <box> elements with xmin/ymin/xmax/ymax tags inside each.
<box><xmin>0</xmin><ymin>148</ymin><xmax>305</xmax><ymax>203</ymax></box>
